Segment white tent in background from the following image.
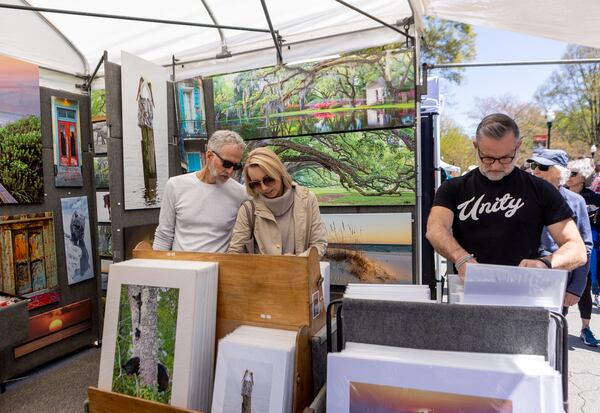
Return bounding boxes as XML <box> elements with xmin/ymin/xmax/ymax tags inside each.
<box><xmin>439</xmin><ymin>160</ymin><xmax>461</xmax><ymax>177</ymax></box>
<box><xmin>411</xmin><ymin>0</ymin><xmax>600</xmax><ymax>50</ymax></box>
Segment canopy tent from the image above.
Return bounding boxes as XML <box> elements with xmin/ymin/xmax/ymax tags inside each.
<box><xmin>412</xmin><ymin>0</ymin><xmax>600</xmax><ymax>50</ymax></box>
<box><xmin>0</xmin><ymin>0</ymin><xmax>414</xmax><ymax>83</ymax></box>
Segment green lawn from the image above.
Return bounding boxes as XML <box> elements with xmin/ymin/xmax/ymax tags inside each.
<box><xmin>309</xmin><ymin>186</ymin><xmax>415</xmax><ymax>206</ymax></box>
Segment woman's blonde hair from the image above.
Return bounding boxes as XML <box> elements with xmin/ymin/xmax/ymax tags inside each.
<box><xmin>243</xmin><ymin>147</ymin><xmax>293</xmax><ymax>197</ymax></box>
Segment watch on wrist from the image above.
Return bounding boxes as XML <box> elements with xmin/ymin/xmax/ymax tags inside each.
<box><xmin>536</xmin><ymin>257</ymin><xmax>552</xmax><ymax>269</ymax></box>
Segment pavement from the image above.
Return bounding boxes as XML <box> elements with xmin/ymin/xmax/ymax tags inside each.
<box><xmin>566</xmin><ymin>300</ymin><xmax>600</xmax><ymax>412</ymax></box>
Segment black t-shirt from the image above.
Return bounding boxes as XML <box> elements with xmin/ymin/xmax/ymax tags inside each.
<box><xmin>433</xmin><ymin>167</ymin><xmax>573</xmax><ymax>266</ymax></box>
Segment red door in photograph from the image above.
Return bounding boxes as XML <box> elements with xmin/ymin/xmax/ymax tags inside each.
<box><xmin>57</xmin><ymin>118</ymin><xmax>79</xmax><ymax>166</ymax></box>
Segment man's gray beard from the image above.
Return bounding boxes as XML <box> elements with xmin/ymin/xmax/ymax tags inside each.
<box><xmin>208</xmin><ymin>163</ymin><xmax>229</xmax><ymax>183</ymax></box>
<box><xmin>480</xmin><ymin>165</ymin><xmax>514</xmax><ymax>181</ymax></box>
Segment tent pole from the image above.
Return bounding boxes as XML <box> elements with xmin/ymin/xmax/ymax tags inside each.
<box><xmin>80</xmin><ymin>54</ymin><xmax>105</xmax><ymax>91</ymax></box>
<box><xmin>0</xmin><ymin>3</ymin><xmax>270</xmax><ymax>33</ymax></box>
<box><xmin>259</xmin><ymin>0</ymin><xmax>283</xmax><ymax>65</ymax></box>
<box><xmin>425</xmin><ymin>58</ymin><xmax>600</xmax><ymax>70</ymax></box>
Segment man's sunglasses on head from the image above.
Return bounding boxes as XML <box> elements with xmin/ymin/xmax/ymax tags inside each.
<box><xmin>213</xmin><ymin>151</ymin><xmax>243</xmax><ymax>170</ymax></box>
<box><xmin>530</xmin><ymin>162</ymin><xmax>551</xmax><ymax>172</ymax></box>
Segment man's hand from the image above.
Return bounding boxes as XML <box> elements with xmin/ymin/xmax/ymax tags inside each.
<box><xmin>564</xmin><ymin>292</ymin><xmax>580</xmax><ymax>307</ymax></box>
<box><xmin>458</xmin><ymin>258</ymin><xmax>478</xmax><ymax>281</ymax></box>
<box><xmin>518</xmin><ymin>259</ymin><xmax>548</xmax><ymax>268</ymax></box>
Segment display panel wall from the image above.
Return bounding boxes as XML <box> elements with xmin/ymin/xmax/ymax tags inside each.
<box><xmin>104</xmin><ymin>57</ymin><xmax>179</xmax><ymax>265</ymax></box>
<box><xmin>0</xmin><ymin>87</ymin><xmax>101</xmax><ymax>383</ymax></box>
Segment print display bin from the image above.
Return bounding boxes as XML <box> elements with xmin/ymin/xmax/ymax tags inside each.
<box><xmin>132</xmin><ymin>243</ymin><xmax>326</xmax><ymax>413</ymax></box>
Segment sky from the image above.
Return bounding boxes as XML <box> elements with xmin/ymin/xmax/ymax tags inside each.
<box><xmin>440</xmin><ymin>25</ymin><xmax>570</xmax><ymax>137</ymax></box>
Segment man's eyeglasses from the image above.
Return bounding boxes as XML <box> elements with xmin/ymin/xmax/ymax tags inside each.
<box><xmin>530</xmin><ymin>162</ymin><xmax>551</xmax><ymax>172</ymax></box>
<box><xmin>212</xmin><ymin>151</ymin><xmax>243</xmax><ymax>170</ymax></box>
<box><xmin>248</xmin><ymin>175</ymin><xmax>276</xmax><ymax>190</ymax></box>
<box><xmin>477</xmin><ymin>149</ymin><xmax>517</xmax><ymax>165</ymax></box>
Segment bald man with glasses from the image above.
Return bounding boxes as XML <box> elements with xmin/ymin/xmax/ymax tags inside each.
<box><xmin>426</xmin><ymin>113</ymin><xmax>586</xmax><ymax>280</ymax></box>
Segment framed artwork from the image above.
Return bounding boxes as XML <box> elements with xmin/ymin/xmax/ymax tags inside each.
<box><xmin>100</xmin><ymin>259</ymin><xmax>112</xmax><ymax>290</ymax></box>
<box><xmin>176</xmin><ymin>77</ymin><xmax>206</xmax><ymax>139</ymax></box>
<box><xmin>92</xmin><ymin>118</ymin><xmax>108</xmax><ymax>154</ymax></box>
<box><xmin>14</xmin><ymin>298</ymin><xmax>92</xmax><ymax>358</ymax></box>
<box><xmin>121</xmin><ymin>51</ymin><xmax>169</xmax><ymax>210</ymax></box>
<box><xmin>94</xmin><ymin>156</ymin><xmax>109</xmax><ymax>188</ymax></box>
<box><xmin>51</xmin><ymin>96</ymin><xmax>83</xmax><ymax>187</ymax></box>
<box><xmin>321</xmin><ymin>213</ymin><xmax>413</xmax><ymax>285</ymax></box>
<box><xmin>212</xmin><ymin>333</ymin><xmax>295</xmax><ymax>413</ymax></box>
<box><xmin>0</xmin><ymin>212</ymin><xmax>58</xmax><ymax>301</ymax></box>
<box><xmin>97</xmin><ymin>223</ymin><xmax>113</xmax><ymax>258</ymax></box>
<box><xmin>0</xmin><ymin>54</ymin><xmax>43</xmax><ymax>204</ymax></box>
<box><xmin>96</xmin><ymin>191</ymin><xmax>111</xmax><ymax>223</ymax></box>
<box><xmin>123</xmin><ymin>224</ymin><xmax>158</xmax><ymax>260</ymax></box>
<box><xmin>245</xmin><ymin>129</ymin><xmax>415</xmax><ymax>206</ymax></box>
<box><xmin>26</xmin><ymin>291</ymin><xmax>60</xmax><ymax>311</ymax></box>
<box><xmin>99</xmin><ymin>259</ymin><xmax>219</xmax><ymax>410</ymax></box>
<box><xmin>61</xmin><ymin>196</ymin><xmax>94</xmax><ymax>285</ymax></box>
<box><xmin>212</xmin><ymin>46</ymin><xmax>415</xmax><ymax>140</ymax></box>
<box><xmin>348</xmin><ymin>381</ymin><xmax>513</xmax><ymax>413</ymax></box>
<box><xmin>327</xmin><ymin>345</ymin><xmax>560</xmax><ymax>413</ymax></box>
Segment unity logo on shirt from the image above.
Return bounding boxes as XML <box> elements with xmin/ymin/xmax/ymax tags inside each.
<box><xmin>457</xmin><ymin>193</ymin><xmax>525</xmax><ymax>221</ymax></box>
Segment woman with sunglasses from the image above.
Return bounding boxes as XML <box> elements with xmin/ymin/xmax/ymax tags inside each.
<box><xmin>228</xmin><ymin>147</ymin><xmax>327</xmax><ymax>257</ymax></box>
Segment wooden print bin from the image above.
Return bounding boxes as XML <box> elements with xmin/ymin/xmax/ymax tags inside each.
<box><xmin>132</xmin><ymin>244</ymin><xmax>325</xmax><ymax>412</ymax></box>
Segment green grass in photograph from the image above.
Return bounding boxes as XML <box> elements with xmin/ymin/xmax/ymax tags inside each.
<box><xmin>264</xmin><ymin>102</ymin><xmax>416</xmax><ymax>119</ymax></box>
<box><xmin>310</xmin><ymin>186</ymin><xmax>415</xmax><ymax>206</ymax></box>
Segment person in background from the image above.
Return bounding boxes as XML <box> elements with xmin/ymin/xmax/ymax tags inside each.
<box><xmin>528</xmin><ymin>150</ymin><xmax>596</xmax><ymax>346</ymax></box>
<box><xmin>567</xmin><ymin>167</ymin><xmax>600</xmax><ymax>307</ymax></box>
<box><xmin>228</xmin><ymin>147</ymin><xmax>327</xmax><ymax>257</ymax></box>
<box><xmin>153</xmin><ymin>130</ymin><xmax>248</xmax><ymax>252</ymax></box>
<box><xmin>589</xmin><ymin>162</ymin><xmax>600</xmax><ymax>193</ymax></box>
<box><xmin>426</xmin><ymin>113</ymin><xmax>586</xmax><ymax>280</ymax></box>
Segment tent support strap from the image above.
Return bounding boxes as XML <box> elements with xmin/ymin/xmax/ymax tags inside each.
<box><xmin>334</xmin><ymin>0</ymin><xmax>413</xmax><ymax>40</ymax></box>
<box><xmin>79</xmin><ymin>53</ymin><xmax>105</xmax><ymax>91</ymax></box>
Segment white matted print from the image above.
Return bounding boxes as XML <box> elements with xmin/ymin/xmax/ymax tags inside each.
<box><xmin>96</xmin><ymin>191</ymin><xmax>111</xmax><ymax>223</ymax></box>
<box><xmin>60</xmin><ymin>196</ymin><xmax>94</xmax><ymax>284</ymax></box>
<box><xmin>99</xmin><ymin>259</ymin><xmax>218</xmax><ymax>411</ymax></box>
<box><xmin>212</xmin><ymin>341</ymin><xmax>289</xmax><ymax>413</ymax></box>
<box><xmin>121</xmin><ymin>51</ymin><xmax>169</xmax><ymax>210</ymax></box>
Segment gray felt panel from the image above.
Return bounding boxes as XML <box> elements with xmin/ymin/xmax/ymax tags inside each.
<box><xmin>0</xmin><ymin>88</ymin><xmax>101</xmax><ymax>382</ymax></box>
<box><xmin>0</xmin><ymin>301</ymin><xmax>28</xmax><ymax>350</ymax></box>
<box><xmin>342</xmin><ymin>299</ymin><xmax>549</xmax><ymax>357</ymax></box>
<box><xmin>202</xmin><ymin>78</ymin><xmax>215</xmax><ymax>136</ymax></box>
<box><xmin>104</xmin><ymin>59</ymin><xmax>122</xmax><ymax>139</ymax></box>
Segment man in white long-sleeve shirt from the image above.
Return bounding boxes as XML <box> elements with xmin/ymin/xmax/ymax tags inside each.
<box><xmin>153</xmin><ymin>130</ymin><xmax>248</xmax><ymax>252</ymax></box>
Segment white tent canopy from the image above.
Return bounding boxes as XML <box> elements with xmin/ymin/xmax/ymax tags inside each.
<box><xmin>0</xmin><ymin>0</ymin><xmax>413</xmax><ymax>81</ymax></box>
<box><xmin>412</xmin><ymin>0</ymin><xmax>600</xmax><ymax>51</ymax></box>
<box><xmin>2</xmin><ymin>1</ymin><xmax>598</xmax><ymax>87</ymax></box>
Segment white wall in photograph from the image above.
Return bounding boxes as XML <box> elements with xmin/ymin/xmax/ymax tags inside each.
<box><xmin>121</xmin><ymin>51</ymin><xmax>169</xmax><ymax>210</ymax></box>
<box><xmin>61</xmin><ymin>196</ymin><xmax>94</xmax><ymax>285</ymax></box>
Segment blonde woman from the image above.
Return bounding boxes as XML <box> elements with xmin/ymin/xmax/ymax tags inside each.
<box><xmin>228</xmin><ymin>147</ymin><xmax>327</xmax><ymax>257</ymax></box>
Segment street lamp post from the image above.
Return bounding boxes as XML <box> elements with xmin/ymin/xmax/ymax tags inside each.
<box><xmin>545</xmin><ymin>110</ymin><xmax>555</xmax><ymax>149</ymax></box>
